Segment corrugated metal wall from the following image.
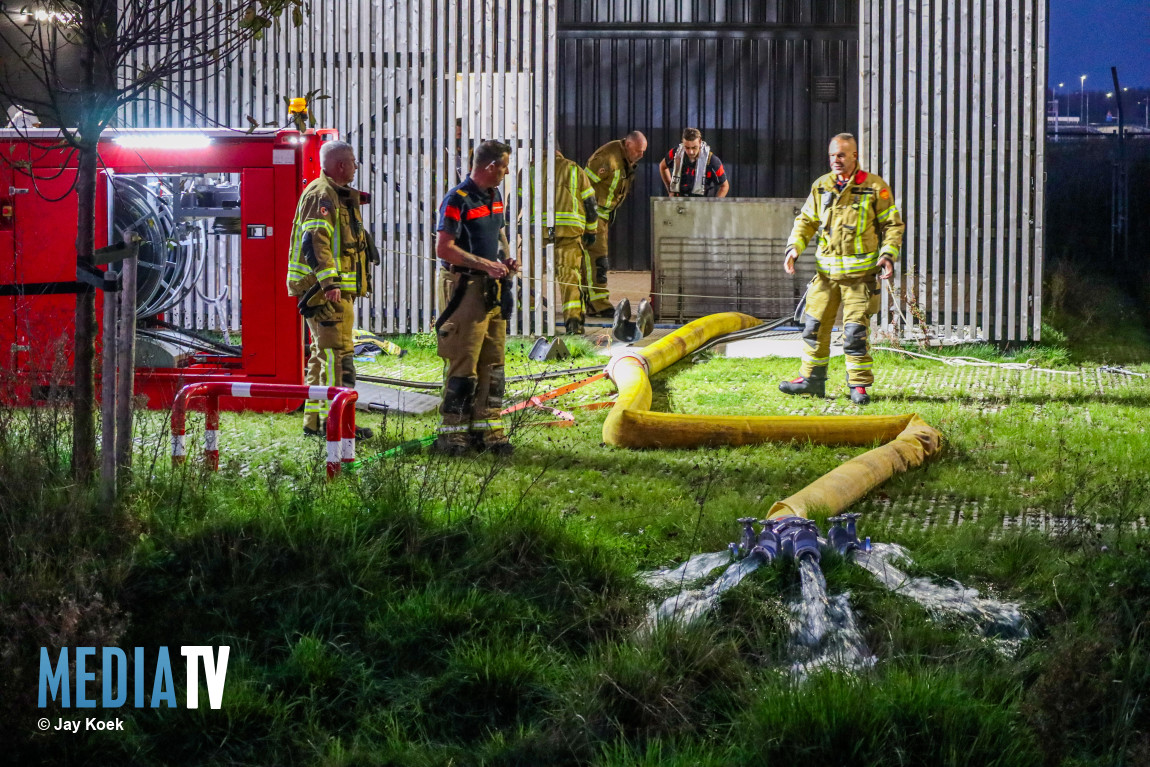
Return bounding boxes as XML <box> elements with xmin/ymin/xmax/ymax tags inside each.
<box><xmin>116</xmin><ymin>1</ymin><xmax>1047</xmax><ymax>342</ymax></box>
<box><xmin>557</xmin><ymin>0</ymin><xmax>858</xmax><ymax>270</ymax></box>
<box><xmin>119</xmin><ymin>0</ymin><xmax>559</xmax><ymax>335</ymax></box>
<box><xmin>861</xmin><ymin>0</ymin><xmax>1047</xmax><ymax>342</ymax></box>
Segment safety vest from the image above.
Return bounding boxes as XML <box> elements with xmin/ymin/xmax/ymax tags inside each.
<box><xmin>585</xmin><ymin>140</ymin><xmax>636</xmax><ymax>221</ymax></box>
<box><xmin>787</xmin><ymin>170</ymin><xmax>905</xmax><ymax>279</ymax></box>
<box><xmin>287</xmin><ymin>173</ymin><xmax>371</xmax><ymax>298</ymax></box>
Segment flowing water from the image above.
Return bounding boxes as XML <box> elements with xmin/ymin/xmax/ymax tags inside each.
<box><xmin>854</xmin><ymin>541</ymin><xmax>1029</xmax><ymax>651</ymax></box>
<box><xmin>640</xmin><ymin>550</ymin><xmax>731</xmax><ymax>589</ymax></box>
<box><xmin>637</xmin><ymin>539</ymin><xmax>1026</xmax><ymax>669</ymax></box>
<box><xmin>788</xmin><ymin>555</ymin><xmax>876</xmax><ymax>679</ymax></box>
<box><xmin>641</xmin><ymin>556</ymin><xmax>763</xmax><ymax>629</ymax></box>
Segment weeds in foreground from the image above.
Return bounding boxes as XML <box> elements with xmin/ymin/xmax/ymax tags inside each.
<box><xmin>5</xmin><ymin>318</ymin><xmax>1150</xmax><ymax>765</ymax></box>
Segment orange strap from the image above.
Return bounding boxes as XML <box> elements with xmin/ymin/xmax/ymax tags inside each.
<box><xmin>500</xmin><ymin>371</ymin><xmax>607</xmax><ymax>416</ymax></box>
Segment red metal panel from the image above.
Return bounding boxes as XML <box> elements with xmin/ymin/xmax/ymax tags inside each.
<box><xmin>0</xmin><ymin>129</ymin><xmax>332</xmax><ymax>412</ymax></box>
<box><xmin>13</xmin><ymin>167</ymin><xmax>80</xmax><ymax>380</ymax></box>
<box><xmin>274</xmin><ymin>145</ymin><xmax>307</xmax><ymax>387</ymax></box>
<box><xmin>239</xmin><ymin>167</ymin><xmax>277</xmax><ymax>376</ymax></box>
<box><xmin>0</xmin><ymin>161</ymin><xmax>13</xmax><ymax>395</ymax></box>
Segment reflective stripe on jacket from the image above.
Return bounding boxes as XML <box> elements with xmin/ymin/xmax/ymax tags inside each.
<box><xmin>787</xmin><ymin>170</ymin><xmax>905</xmax><ymax>279</ymax></box>
<box><xmin>553</xmin><ymin>153</ymin><xmax>597</xmax><ymax>237</ymax></box>
<box><xmin>585</xmin><ymin>140</ymin><xmax>636</xmax><ymax>221</ymax></box>
<box><xmin>523</xmin><ymin>152</ymin><xmax>598</xmax><ymax>237</ymax></box>
<box><xmin>287</xmin><ymin>173</ymin><xmax>371</xmax><ymax>298</ymax></box>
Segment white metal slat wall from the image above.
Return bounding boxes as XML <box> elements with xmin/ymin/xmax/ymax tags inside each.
<box><xmin>860</xmin><ymin>0</ymin><xmax>1045</xmax><ymax>342</ymax></box>
<box><xmin>118</xmin><ymin>0</ymin><xmax>558</xmax><ymax>336</ymax></box>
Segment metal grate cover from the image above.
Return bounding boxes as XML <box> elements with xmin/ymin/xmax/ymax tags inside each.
<box><xmin>651</xmin><ymin>197</ymin><xmax>815</xmax><ymax>321</ymax></box>
<box><xmin>813</xmin><ymin>76</ymin><xmax>841</xmax><ymax>103</ymax></box>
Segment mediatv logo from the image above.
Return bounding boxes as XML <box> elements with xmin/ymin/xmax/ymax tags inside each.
<box><xmin>39</xmin><ymin>646</ymin><xmax>231</xmax><ymax>709</ymax></box>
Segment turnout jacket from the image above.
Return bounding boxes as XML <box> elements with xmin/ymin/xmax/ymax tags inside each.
<box><xmin>585</xmin><ymin>140</ymin><xmax>637</xmax><ymax>222</ymax></box>
<box><xmin>523</xmin><ymin>152</ymin><xmax>599</xmax><ymax>238</ymax></box>
<box><xmin>287</xmin><ymin>173</ymin><xmax>372</xmax><ymax>298</ymax></box>
<box><xmin>553</xmin><ymin>152</ymin><xmax>598</xmax><ymax>238</ymax></box>
<box><xmin>787</xmin><ymin>170</ymin><xmax>906</xmax><ymax>279</ymax></box>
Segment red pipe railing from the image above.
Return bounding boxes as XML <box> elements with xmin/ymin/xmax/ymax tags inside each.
<box><xmin>171</xmin><ymin>382</ymin><xmax>359</xmax><ymax>479</ymax></box>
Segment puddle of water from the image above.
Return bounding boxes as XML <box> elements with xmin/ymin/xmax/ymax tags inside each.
<box><xmin>854</xmin><ymin>542</ymin><xmax>1029</xmax><ymax>648</ymax></box>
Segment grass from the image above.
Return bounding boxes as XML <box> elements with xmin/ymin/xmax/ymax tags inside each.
<box><xmin>5</xmin><ymin>272</ymin><xmax>1150</xmax><ymax>765</ymax></box>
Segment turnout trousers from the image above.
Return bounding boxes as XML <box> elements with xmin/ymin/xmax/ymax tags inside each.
<box><xmin>554</xmin><ymin>235</ymin><xmax>588</xmax><ymax>322</ymax></box>
<box><xmin>584</xmin><ymin>218</ymin><xmax>613</xmax><ymax>313</ymax></box>
<box><xmin>304</xmin><ymin>295</ymin><xmax>356</xmax><ymax>430</ymax></box>
<box><xmin>797</xmin><ymin>272</ymin><xmax>881</xmax><ymax>388</ymax></box>
<box><xmin>436</xmin><ymin>272</ymin><xmax>508</xmax><ymax>444</ymax></box>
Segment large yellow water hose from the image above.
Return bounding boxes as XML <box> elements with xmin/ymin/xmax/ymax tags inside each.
<box><xmin>602</xmin><ymin>312</ymin><xmax>942</xmax><ymax>519</ymax></box>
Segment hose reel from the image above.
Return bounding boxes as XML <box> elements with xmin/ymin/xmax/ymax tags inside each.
<box><xmin>111</xmin><ymin>175</ymin><xmax>238</xmax><ymax>319</ymax></box>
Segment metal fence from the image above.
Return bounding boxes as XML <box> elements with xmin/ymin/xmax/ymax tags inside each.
<box><xmin>119</xmin><ymin>0</ymin><xmax>559</xmax><ymax>335</ymax></box>
<box><xmin>860</xmin><ymin>0</ymin><xmax>1047</xmax><ymax>342</ymax></box>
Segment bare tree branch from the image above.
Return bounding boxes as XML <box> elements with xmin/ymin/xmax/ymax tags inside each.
<box><xmin>0</xmin><ymin>0</ymin><xmax>306</xmax><ymax>486</ymax></box>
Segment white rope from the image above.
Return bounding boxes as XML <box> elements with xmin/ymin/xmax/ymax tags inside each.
<box><xmin>872</xmin><ymin>345</ymin><xmax>1146</xmax><ymax>378</ymax></box>
<box><xmin>379</xmin><ymin>243</ymin><xmax>798</xmax><ymax>303</ymax></box>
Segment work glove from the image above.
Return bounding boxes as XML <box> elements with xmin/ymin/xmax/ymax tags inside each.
<box><xmin>302</xmin><ymin>291</ymin><xmax>340</xmax><ymax>322</ymax></box>
<box><xmin>315</xmin><ymin>302</ymin><xmax>341</xmax><ymax>322</ymax></box>
<box><xmin>581</xmin><ymin>232</ymin><xmax>596</xmax><ymax>248</ymax></box>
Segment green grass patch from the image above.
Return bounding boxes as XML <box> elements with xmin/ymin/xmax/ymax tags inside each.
<box><xmin>8</xmin><ymin>273</ymin><xmax>1150</xmax><ymax>765</ymax></box>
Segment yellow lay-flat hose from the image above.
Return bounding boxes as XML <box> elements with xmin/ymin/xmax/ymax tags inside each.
<box><xmin>602</xmin><ymin>312</ymin><xmax>942</xmax><ymax>519</ymax></box>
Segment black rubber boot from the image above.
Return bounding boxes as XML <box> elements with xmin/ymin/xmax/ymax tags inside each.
<box><xmin>564</xmin><ymin>318</ymin><xmax>583</xmax><ymax>335</ymax></box>
<box><xmin>849</xmin><ymin>386</ymin><xmax>871</xmax><ymax>405</ymax></box>
<box><xmin>471</xmin><ymin>430</ymin><xmax>514</xmax><ymax>457</ymax></box>
<box><xmin>430</xmin><ymin>431</ymin><xmax>471</xmax><ymax>457</ymax></box>
<box><xmin>778</xmin><ymin>376</ymin><xmax>826</xmax><ymax>397</ymax></box>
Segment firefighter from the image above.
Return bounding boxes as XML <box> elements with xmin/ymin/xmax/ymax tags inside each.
<box><xmin>584</xmin><ymin>131</ymin><xmax>647</xmax><ymax>316</ymax></box>
<box><xmin>551</xmin><ymin>148</ymin><xmax>599</xmax><ymax>335</ymax></box>
<box><xmin>658</xmin><ymin>127</ymin><xmax>729</xmax><ymax>198</ymax></box>
<box><xmin>433</xmin><ymin>139</ymin><xmax>518</xmax><ymax>457</ymax></box>
<box><xmin>779</xmin><ymin>133</ymin><xmax>905</xmax><ymax>405</ymax></box>
<box><xmin>286</xmin><ymin>140</ymin><xmax>376</xmax><ymax>438</ymax></box>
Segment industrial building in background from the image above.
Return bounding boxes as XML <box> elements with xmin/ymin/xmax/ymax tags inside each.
<box><xmin>5</xmin><ymin>1</ymin><xmax>1047</xmax><ymax>342</ymax></box>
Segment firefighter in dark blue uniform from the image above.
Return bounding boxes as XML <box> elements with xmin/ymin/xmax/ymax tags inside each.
<box><xmin>433</xmin><ymin>140</ymin><xmax>518</xmax><ymax>456</ymax></box>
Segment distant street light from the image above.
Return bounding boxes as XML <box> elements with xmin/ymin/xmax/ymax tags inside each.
<box><xmin>1080</xmin><ymin>75</ymin><xmax>1087</xmax><ymax>124</ymax></box>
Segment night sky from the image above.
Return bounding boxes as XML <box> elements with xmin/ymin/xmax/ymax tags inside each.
<box><xmin>1048</xmin><ymin>0</ymin><xmax>1150</xmax><ymax>89</ymax></box>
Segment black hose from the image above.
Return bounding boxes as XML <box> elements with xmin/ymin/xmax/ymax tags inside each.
<box><xmin>146</xmin><ymin>318</ymin><xmax>241</xmax><ymax>355</ymax></box>
<box><xmin>357</xmin><ymin>363</ymin><xmax>608</xmax><ymax>392</ymax></box>
<box><xmin>136</xmin><ymin>327</ymin><xmax>242</xmax><ymax>357</ymax></box>
<box><xmin>689</xmin><ymin>315</ymin><xmax>793</xmax><ymax>355</ymax></box>
<box><xmin>358</xmin><ymin>318</ymin><xmax>792</xmax><ymax>393</ymax></box>
<box><xmin>357</xmin><ymin>374</ymin><xmax>441</xmax><ymax>391</ymax></box>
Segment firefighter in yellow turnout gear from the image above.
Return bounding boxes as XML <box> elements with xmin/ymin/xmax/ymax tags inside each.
<box><xmin>551</xmin><ymin>150</ymin><xmax>599</xmax><ymax>335</ymax></box>
<box><xmin>780</xmin><ymin>133</ymin><xmax>905</xmax><ymax>405</ymax></box>
<box><xmin>286</xmin><ymin>140</ymin><xmax>376</xmax><ymax>437</ymax></box>
<box><xmin>584</xmin><ymin>131</ymin><xmax>647</xmax><ymax>315</ymax></box>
